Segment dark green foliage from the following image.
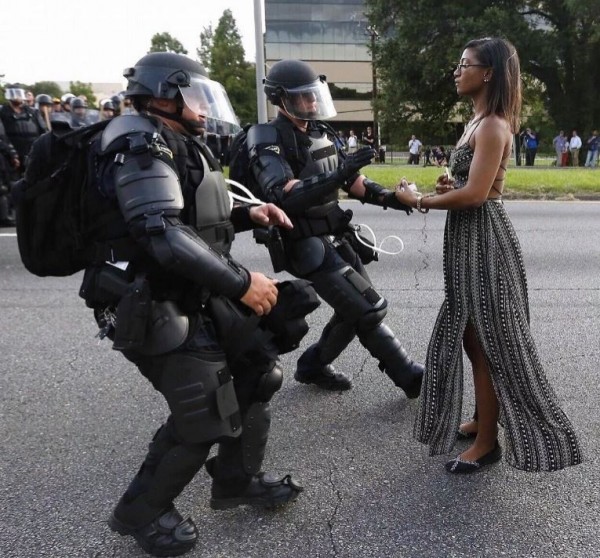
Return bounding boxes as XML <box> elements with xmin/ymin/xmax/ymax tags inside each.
<box><xmin>198</xmin><ymin>9</ymin><xmax>257</xmax><ymax>124</ymax></box>
<box><xmin>366</xmin><ymin>0</ymin><xmax>600</xmax><ymax>142</ymax></box>
<box><xmin>149</xmin><ymin>32</ymin><xmax>188</xmax><ymax>54</ymax></box>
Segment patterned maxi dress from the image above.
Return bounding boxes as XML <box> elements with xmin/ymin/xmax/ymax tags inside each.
<box><xmin>413</xmin><ymin>143</ymin><xmax>582</xmax><ymax>471</ymax></box>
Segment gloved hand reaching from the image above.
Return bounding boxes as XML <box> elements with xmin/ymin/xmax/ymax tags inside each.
<box><xmin>337</xmin><ymin>147</ymin><xmax>376</xmax><ymax>181</ymax></box>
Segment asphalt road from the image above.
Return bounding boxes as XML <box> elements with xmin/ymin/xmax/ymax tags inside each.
<box><xmin>1</xmin><ymin>201</ymin><xmax>599</xmax><ymax>558</ymax></box>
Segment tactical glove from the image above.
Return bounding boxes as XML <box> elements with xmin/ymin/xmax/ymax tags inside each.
<box><xmin>337</xmin><ymin>147</ymin><xmax>376</xmax><ymax>181</ymax></box>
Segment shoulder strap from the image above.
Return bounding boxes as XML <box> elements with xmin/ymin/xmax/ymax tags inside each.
<box><xmin>271</xmin><ymin>115</ymin><xmax>305</xmax><ymax>174</ymax></box>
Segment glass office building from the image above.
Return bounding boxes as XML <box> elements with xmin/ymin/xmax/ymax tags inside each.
<box><xmin>264</xmin><ymin>0</ymin><xmax>374</xmax><ymax>131</ymax></box>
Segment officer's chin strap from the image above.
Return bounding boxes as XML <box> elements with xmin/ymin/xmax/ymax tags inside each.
<box><xmin>225</xmin><ymin>178</ymin><xmax>264</xmax><ymax>210</ymax></box>
<box><xmin>352</xmin><ymin>223</ymin><xmax>404</xmax><ymax>256</ymax></box>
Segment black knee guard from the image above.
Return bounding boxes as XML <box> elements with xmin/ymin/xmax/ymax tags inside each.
<box><xmin>310</xmin><ymin>264</ymin><xmax>387</xmax><ymax>329</ymax></box>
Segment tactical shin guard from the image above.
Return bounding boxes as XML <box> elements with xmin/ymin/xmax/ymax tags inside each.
<box><xmin>114</xmin><ymin>422</ymin><xmax>211</xmax><ymax>528</ymax></box>
<box><xmin>358</xmin><ymin>324</ymin><xmax>424</xmax><ymax>398</ymax></box>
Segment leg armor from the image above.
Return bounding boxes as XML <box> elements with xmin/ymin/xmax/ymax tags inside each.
<box><xmin>206</xmin><ymin>355</ymin><xmax>303</xmax><ymax>509</ymax></box>
<box><xmin>158</xmin><ymin>352</ymin><xmax>242</xmax><ymax>443</ymax></box>
<box><xmin>212</xmin><ymin>359</ymin><xmax>283</xmax><ymax>482</ymax></box>
<box><xmin>112</xmin><ymin>418</ymin><xmax>211</xmax><ymax>528</ymax></box>
<box><xmin>295</xmin><ymin>314</ymin><xmax>355</xmax><ymax>390</ymax></box>
<box><xmin>358</xmin><ymin>324</ymin><xmax>424</xmax><ymax>399</ymax></box>
<box><xmin>305</xmin><ymin>247</ymin><xmax>423</xmax><ymax>398</ymax></box>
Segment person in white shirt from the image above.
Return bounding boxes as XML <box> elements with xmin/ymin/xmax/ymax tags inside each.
<box><xmin>408</xmin><ymin>134</ymin><xmax>422</xmax><ymax>164</ymax></box>
<box><xmin>347</xmin><ymin>130</ymin><xmax>358</xmax><ymax>154</ymax></box>
<box><xmin>569</xmin><ymin>130</ymin><xmax>582</xmax><ymax>166</ymax></box>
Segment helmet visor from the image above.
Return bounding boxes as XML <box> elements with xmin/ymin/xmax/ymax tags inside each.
<box><xmin>6</xmin><ymin>88</ymin><xmax>26</xmax><ymax>101</ymax></box>
<box><xmin>281</xmin><ymin>80</ymin><xmax>337</xmax><ymax>120</ymax></box>
<box><xmin>179</xmin><ymin>77</ymin><xmax>240</xmax><ymax>133</ymax></box>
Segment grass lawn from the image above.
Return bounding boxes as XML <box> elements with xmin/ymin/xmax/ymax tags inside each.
<box><xmin>364</xmin><ymin>164</ymin><xmax>600</xmax><ymax>199</ymax></box>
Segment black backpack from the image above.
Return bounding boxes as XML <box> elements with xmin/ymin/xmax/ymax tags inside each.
<box><xmin>13</xmin><ymin>120</ymin><xmax>112</xmax><ymax>277</ymax></box>
<box><xmin>227</xmin><ymin>124</ymin><xmax>256</xmax><ymax>193</ymax></box>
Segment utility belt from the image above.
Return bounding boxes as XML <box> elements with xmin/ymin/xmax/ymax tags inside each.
<box><xmin>82</xmin><ymin>266</ymin><xmax>189</xmax><ymax>356</ymax></box>
<box><xmin>285</xmin><ymin>203</ymin><xmax>353</xmax><ymax>241</ymax></box>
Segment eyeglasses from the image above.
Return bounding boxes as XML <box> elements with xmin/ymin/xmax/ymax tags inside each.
<box><xmin>455</xmin><ymin>63</ymin><xmax>488</xmax><ymax>73</ymax></box>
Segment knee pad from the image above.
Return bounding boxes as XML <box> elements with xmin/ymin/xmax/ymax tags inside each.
<box><xmin>254</xmin><ymin>364</ymin><xmax>283</xmax><ymax>402</ymax></box>
<box><xmin>158</xmin><ymin>352</ymin><xmax>242</xmax><ymax>444</ymax></box>
<box><xmin>311</xmin><ymin>265</ymin><xmax>387</xmax><ymax>326</ymax></box>
<box><xmin>355</xmin><ymin>304</ymin><xmax>387</xmax><ymax>333</ymax></box>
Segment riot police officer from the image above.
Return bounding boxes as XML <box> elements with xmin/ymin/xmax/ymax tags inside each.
<box><xmin>246</xmin><ymin>59</ymin><xmax>424</xmax><ymax>396</ymax></box>
<box><xmin>81</xmin><ymin>53</ymin><xmax>307</xmax><ymax>556</ymax></box>
<box><xmin>0</xmin><ymin>87</ymin><xmax>46</xmax><ymax>175</ymax></box>
<box><xmin>0</xmin><ymin>118</ymin><xmax>19</xmax><ymax>226</ymax></box>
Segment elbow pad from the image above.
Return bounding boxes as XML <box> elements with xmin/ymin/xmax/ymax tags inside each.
<box><xmin>141</xmin><ymin>221</ymin><xmax>250</xmax><ymax>299</ymax></box>
<box><xmin>115</xmin><ymin>154</ymin><xmax>183</xmax><ymax>223</ymax></box>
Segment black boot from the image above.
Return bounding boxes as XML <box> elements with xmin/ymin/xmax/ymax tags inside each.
<box><xmin>358</xmin><ymin>324</ymin><xmax>424</xmax><ymax>398</ymax></box>
<box><xmin>109</xmin><ymin>422</ymin><xmax>210</xmax><ymax>556</ymax></box>
<box><xmin>294</xmin><ymin>344</ymin><xmax>352</xmax><ymax>390</ymax></box>
<box><xmin>109</xmin><ymin>505</ymin><xmax>198</xmax><ymax>557</ymax></box>
<box><xmin>205</xmin><ymin>456</ymin><xmax>303</xmax><ymax>510</ymax></box>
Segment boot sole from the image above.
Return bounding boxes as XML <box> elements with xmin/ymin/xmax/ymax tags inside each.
<box><xmin>210</xmin><ymin>490</ymin><xmax>300</xmax><ymax>511</ymax></box>
<box><xmin>108</xmin><ymin>514</ymin><xmax>196</xmax><ymax>557</ymax></box>
<box><xmin>294</xmin><ymin>373</ymin><xmax>352</xmax><ymax>391</ymax></box>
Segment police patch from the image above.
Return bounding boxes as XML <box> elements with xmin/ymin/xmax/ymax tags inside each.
<box><xmin>154</xmin><ymin>143</ymin><xmax>174</xmax><ymax>159</ymax></box>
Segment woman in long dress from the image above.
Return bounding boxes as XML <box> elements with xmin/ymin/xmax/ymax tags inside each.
<box><xmin>394</xmin><ymin>37</ymin><xmax>582</xmax><ymax>474</ymax></box>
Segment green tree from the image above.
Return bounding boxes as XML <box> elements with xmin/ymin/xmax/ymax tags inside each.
<box><xmin>198</xmin><ymin>25</ymin><xmax>214</xmax><ymax>70</ymax></box>
<box><xmin>149</xmin><ymin>32</ymin><xmax>188</xmax><ymax>54</ymax></box>
<box><xmin>366</xmin><ymin>0</ymin><xmax>600</xmax><ymax>142</ymax></box>
<box><xmin>70</xmin><ymin>81</ymin><xmax>97</xmax><ymax>107</ymax></box>
<box><xmin>198</xmin><ymin>9</ymin><xmax>256</xmax><ymax>124</ymax></box>
<box><xmin>30</xmin><ymin>81</ymin><xmax>63</xmax><ymax>99</ymax></box>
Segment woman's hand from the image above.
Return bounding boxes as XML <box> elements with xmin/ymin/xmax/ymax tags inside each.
<box><xmin>435</xmin><ymin>171</ymin><xmax>455</xmax><ymax>195</ymax></box>
<box><xmin>394</xmin><ymin>177</ymin><xmax>419</xmax><ymax>208</ymax></box>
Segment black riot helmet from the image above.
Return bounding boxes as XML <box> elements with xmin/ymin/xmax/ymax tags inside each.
<box><xmin>35</xmin><ymin>94</ymin><xmax>53</xmax><ymax>107</ymax></box>
<box><xmin>123</xmin><ymin>52</ymin><xmax>240</xmax><ymax>135</ymax></box>
<box><xmin>263</xmin><ymin>59</ymin><xmax>337</xmax><ymax>121</ymax></box>
<box><xmin>70</xmin><ymin>97</ymin><xmax>87</xmax><ymax>110</ymax></box>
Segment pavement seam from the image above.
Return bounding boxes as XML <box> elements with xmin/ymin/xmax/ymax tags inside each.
<box><xmin>414</xmin><ymin>213</ymin><xmax>430</xmax><ymax>289</ymax></box>
<box><xmin>327</xmin><ymin>466</ymin><xmax>341</xmax><ymax>557</ymax></box>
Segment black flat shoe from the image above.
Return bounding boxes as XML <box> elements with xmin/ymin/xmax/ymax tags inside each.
<box><xmin>445</xmin><ymin>441</ymin><xmax>502</xmax><ymax>474</ymax></box>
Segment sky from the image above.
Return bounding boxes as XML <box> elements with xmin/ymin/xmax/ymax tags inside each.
<box><xmin>0</xmin><ymin>0</ymin><xmax>260</xmax><ymax>87</ymax></box>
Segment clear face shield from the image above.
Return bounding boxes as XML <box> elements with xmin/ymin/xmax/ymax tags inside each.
<box><xmin>178</xmin><ymin>77</ymin><xmax>240</xmax><ymax>134</ymax></box>
<box><xmin>5</xmin><ymin>88</ymin><xmax>26</xmax><ymax>102</ymax></box>
<box><xmin>280</xmin><ymin>79</ymin><xmax>337</xmax><ymax>121</ymax></box>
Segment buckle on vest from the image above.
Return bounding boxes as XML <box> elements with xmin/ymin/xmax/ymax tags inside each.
<box><xmin>145</xmin><ymin>211</ymin><xmax>166</xmax><ymax>235</ymax></box>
